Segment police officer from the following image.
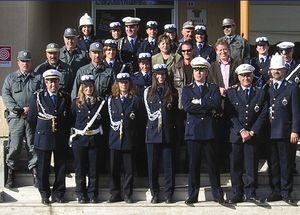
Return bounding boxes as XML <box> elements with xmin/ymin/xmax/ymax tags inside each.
<box><xmin>107</xmin><ymin>73</ymin><xmax>140</xmax><ymax>203</ymax></box>
<box><xmin>217</xmin><ymin>18</ymin><xmax>250</xmax><ymax>65</ymax></box>
<box><xmin>2</xmin><ymin>50</ymin><xmax>40</xmax><ymax>188</ymax></box>
<box><xmin>164</xmin><ymin>24</ymin><xmax>178</xmax><ymax>54</ymax></box>
<box><xmin>35</xmin><ymin>43</ymin><xmax>73</xmax><ymax>93</ymax></box>
<box><xmin>140</xmin><ymin>21</ymin><xmax>159</xmax><ymax>56</ymax></box>
<box><xmin>60</xmin><ymin>27</ymin><xmax>89</xmax><ymax>78</ymax></box>
<box><xmin>109</xmin><ymin>21</ymin><xmax>122</xmax><ymax>41</ymax></box>
<box><xmin>277</xmin><ymin>41</ymin><xmax>300</xmax><ymax>174</ymax></box>
<box><xmin>71</xmin><ymin>74</ymin><xmax>105</xmax><ymax>204</ymax></box>
<box><xmin>102</xmin><ymin>39</ymin><xmax>122</xmax><ymax>79</ymax></box>
<box><xmin>193</xmin><ymin>25</ymin><xmax>216</xmax><ymax>63</ymax></box>
<box><xmin>27</xmin><ymin>69</ymin><xmax>71</xmax><ymax>205</ymax></box>
<box><xmin>250</xmin><ymin>37</ymin><xmax>272</xmax><ymax>87</ymax></box>
<box><xmin>277</xmin><ymin>41</ymin><xmax>300</xmax><ymax>84</ymax></box>
<box><xmin>225</xmin><ymin>64</ymin><xmax>268</xmax><ymax>204</ymax></box>
<box><xmin>266</xmin><ymin>54</ymin><xmax>300</xmax><ymax>205</ymax></box>
<box><xmin>119</xmin><ymin>16</ymin><xmax>150</xmax><ymax>73</ymax></box>
<box><xmin>182</xmin><ymin>57</ymin><xmax>225</xmax><ymax>206</ymax></box>
<box><xmin>71</xmin><ymin>42</ymin><xmax>114</xmax><ymax>100</ymax></box>
<box><xmin>77</xmin><ymin>13</ymin><xmax>97</xmax><ymax>54</ymax></box>
<box><xmin>144</xmin><ymin>64</ymin><xmax>178</xmax><ymax>204</ymax></box>
<box><xmin>131</xmin><ymin>53</ymin><xmax>152</xmax><ymax>176</ymax></box>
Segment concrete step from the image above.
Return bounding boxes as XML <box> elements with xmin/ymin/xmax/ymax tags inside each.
<box><xmin>0</xmin><ymin>200</ymin><xmax>299</xmax><ymax>215</ymax></box>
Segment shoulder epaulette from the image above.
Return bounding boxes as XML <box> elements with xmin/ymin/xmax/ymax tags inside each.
<box><xmin>34</xmin><ymin>89</ymin><xmax>44</xmax><ymax>94</ymax></box>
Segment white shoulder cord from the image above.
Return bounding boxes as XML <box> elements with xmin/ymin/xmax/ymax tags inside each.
<box><xmin>108</xmin><ymin>96</ymin><xmax>123</xmax><ymax>139</ymax></box>
<box><xmin>36</xmin><ymin>91</ymin><xmax>56</xmax><ymax>119</ymax></box>
<box><xmin>144</xmin><ymin>87</ymin><xmax>161</xmax><ymax>121</ymax></box>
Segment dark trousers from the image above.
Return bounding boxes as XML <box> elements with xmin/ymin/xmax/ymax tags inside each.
<box><xmin>230</xmin><ymin>141</ymin><xmax>258</xmax><ymax>198</ymax></box>
<box><xmin>36</xmin><ymin>148</ymin><xmax>66</xmax><ymax>199</ymax></box>
<box><xmin>187</xmin><ymin>140</ymin><xmax>223</xmax><ymax>201</ymax></box>
<box><xmin>110</xmin><ymin>149</ymin><xmax>134</xmax><ymax>197</ymax></box>
<box><xmin>269</xmin><ymin>139</ymin><xmax>295</xmax><ymax>198</ymax></box>
<box><xmin>147</xmin><ymin>143</ymin><xmax>174</xmax><ymax>199</ymax></box>
<box><xmin>72</xmin><ymin>144</ymin><xmax>99</xmax><ymax>199</ymax></box>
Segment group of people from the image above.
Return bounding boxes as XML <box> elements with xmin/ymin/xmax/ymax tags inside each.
<box><xmin>2</xmin><ymin>13</ymin><xmax>300</xmax><ymax>207</ymax></box>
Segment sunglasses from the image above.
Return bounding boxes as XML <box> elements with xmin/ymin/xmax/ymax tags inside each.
<box><xmin>223</xmin><ymin>25</ymin><xmax>232</xmax><ymax>29</ymax></box>
<box><xmin>181</xmin><ymin>49</ymin><xmax>192</xmax><ymax>53</ymax></box>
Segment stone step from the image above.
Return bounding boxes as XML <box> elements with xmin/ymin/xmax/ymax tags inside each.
<box><xmin>0</xmin><ymin>200</ymin><xmax>299</xmax><ymax>215</ymax></box>
<box><xmin>3</xmin><ymin>182</ymin><xmax>300</xmax><ymax>202</ymax></box>
<box><xmin>14</xmin><ymin>172</ymin><xmax>300</xmax><ymax>188</ymax></box>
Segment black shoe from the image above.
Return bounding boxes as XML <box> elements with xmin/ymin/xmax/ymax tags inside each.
<box><xmin>107</xmin><ymin>195</ymin><xmax>122</xmax><ymax>203</ymax></box>
<box><xmin>282</xmin><ymin>195</ymin><xmax>297</xmax><ymax>206</ymax></box>
<box><xmin>266</xmin><ymin>192</ymin><xmax>282</xmax><ymax>202</ymax></box>
<box><xmin>52</xmin><ymin>196</ymin><xmax>64</xmax><ymax>203</ymax></box>
<box><xmin>151</xmin><ymin>195</ymin><xmax>159</xmax><ymax>204</ymax></box>
<box><xmin>77</xmin><ymin>196</ymin><xmax>87</xmax><ymax>204</ymax></box>
<box><xmin>89</xmin><ymin>198</ymin><xmax>97</xmax><ymax>204</ymax></box>
<box><xmin>124</xmin><ymin>195</ymin><xmax>133</xmax><ymax>203</ymax></box>
<box><xmin>229</xmin><ymin>195</ymin><xmax>244</xmax><ymax>204</ymax></box>
<box><xmin>41</xmin><ymin>198</ymin><xmax>50</xmax><ymax>205</ymax></box>
<box><xmin>165</xmin><ymin>197</ymin><xmax>173</xmax><ymax>204</ymax></box>
<box><xmin>184</xmin><ymin>198</ymin><xmax>198</xmax><ymax>206</ymax></box>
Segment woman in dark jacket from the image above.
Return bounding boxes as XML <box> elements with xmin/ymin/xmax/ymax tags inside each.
<box><xmin>107</xmin><ymin>72</ymin><xmax>140</xmax><ymax>203</ymax></box>
<box><xmin>70</xmin><ymin>74</ymin><xmax>106</xmax><ymax>204</ymax></box>
<box><xmin>144</xmin><ymin>63</ymin><xmax>178</xmax><ymax>204</ymax></box>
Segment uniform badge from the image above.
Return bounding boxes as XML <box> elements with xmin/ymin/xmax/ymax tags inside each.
<box><xmin>295</xmin><ymin>76</ymin><xmax>300</xmax><ymax>84</ymax></box>
<box><xmin>254</xmin><ymin>104</ymin><xmax>260</xmax><ymax>112</ymax></box>
<box><xmin>282</xmin><ymin>97</ymin><xmax>288</xmax><ymax>106</ymax></box>
<box><xmin>167</xmin><ymin>103</ymin><xmax>172</xmax><ymax>110</ymax></box>
<box><xmin>130</xmin><ymin>111</ymin><xmax>135</xmax><ymax>119</ymax></box>
<box><xmin>97</xmin><ymin>114</ymin><xmax>101</xmax><ymax>120</ymax></box>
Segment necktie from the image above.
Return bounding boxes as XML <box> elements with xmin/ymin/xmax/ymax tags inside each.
<box><xmin>244</xmin><ymin>89</ymin><xmax>249</xmax><ymax>102</ymax></box>
<box><xmin>86</xmin><ymin>98</ymin><xmax>91</xmax><ymax>107</ymax></box>
<box><xmin>130</xmin><ymin>39</ymin><xmax>135</xmax><ymax>49</ymax></box>
<box><xmin>197</xmin><ymin>85</ymin><xmax>203</xmax><ymax>96</ymax></box>
<box><xmin>274</xmin><ymin>82</ymin><xmax>279</xmax><ymax>90</ymax></box>
<box><xmin>285</xmin><ymin>63</ymin><xmax>290</xmax><ymax>71</ymax></box>
<box><xmin>198</xmin><ymin>43</ymin><xmax>203</xmax><ymax>53</ymax></box>
<box><xmin>109</xmin><ymin>62</ymin><xmax>113</xmax><ymax>68</ymax></box>
<box><xmin>260</xmin><ymin>58</ymin><xmax>265</xmax><ymax>66</ymax></box>
<box><xmin>51</xmin><ymin>95</ymin><xmax>57</xmax><ymax>105</ymax></box>
<box><xmin>158</xmin><ymin>87</ymin><xmax>163</xmax><ymax>99</ymax></box>
<box><xmin>150</xmin><ymin>41</ymin><xmax>154</xmax><ymax>47</ymax></box>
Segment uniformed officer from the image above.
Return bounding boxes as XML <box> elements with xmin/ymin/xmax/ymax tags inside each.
<box><xmin>131</xmin><ymin>53</ymin><xmax>152</xmax><ymax>176</ymax></box>
<box><xmin>118</xmin><ymin>16</ymin><xmax>150</xmax><ymax>73</ymax></box>
<box><xmin>109</xmin><ymin>21</ymin><xmax>122</xmax><ymax>41</ymax></box>
<box><xmin>217</xmin><ymin>18</ymin><xmax>250</xmax><ymax>65</ymax></box>
<box><xmin>140</xmin><ymin>21</ymin><xmax>159</xmax><ymax>56</ymax></box>
<box><xmin>60</xmin><ymin>27</ymin><xmax>89</xmax><ymax>77</ymax></box>
<box><xmin>2</xmin><ymin>50</ymin><xmax>40</xmax><ymax>188</ymax></box>
<box><xmin>193</xmin><ymin>25</ymin><xmax>216</xmax><ymax>63</ymax></box>
<box><xmin>225</xmin><ymin>64</ymin><xmax>268</xmax><ymax>204</ymax></box>
<box><xmin>107</xmin><ymin>73</ymin><xmax>140</xmax><ymax>204</ymax></box>
<box><xmin>27</xmin><ymin>69</ymin><xmax>71</xmax><ymax>205</ymax></box>
<box><xmin>164</xmin><ymin>24</ymin><xmax>178</xmax><ymax>54</ymax></box>
<box><xmin>71</xmin><ymin>42</ymin><xmax>114</xmax><ymax>100</ymax></box>
<box><xmin>144</xmin><ymin>64</ymin><xmax>178</xmax><ymax>204</ymax></box>
<box><xmin>266</xmin><ymin>53</ymin><xmax>300</xmax><ymax>205</ymax></box>
<box><xmin>178</xmin><ymin>21</ymin><xmax>194</xmax><ymax>44</ymax></box>
<box><xmin>277</xmin><ymin>41</ymin><xmax>300</xmax><ymax>174</ymax></box>
<box><xmin>102</xmin><ymin>39</ymin><xmax>122</xmax><ymax>79</ymax></box>
<box><xmin>277</xmin><ymin>41</ymin><xmax>300</xmax><ymax>84</ymax></box>
<box><xmin>249</xmin><ymin>37</ymin><xmax>272</xmax><ymax>88</ymax></box>
<box><xmin>70</xmin><ymin>74</ymin><xmax>106</xmax><ymax>204</ymax></box>
<box><xmin>35</xmin><ymin>43</ymin><xmax>73</xmax><ymax>93</ymax></box>
<box><xmin>77</xmin><ymin>13</ymin><xmax>97</xmax><ymax>54</ymax></box>
<box><xmin>182</xmin><ymin>57</ymin><xmax>225</xmax><ymax>206</ymax></box>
